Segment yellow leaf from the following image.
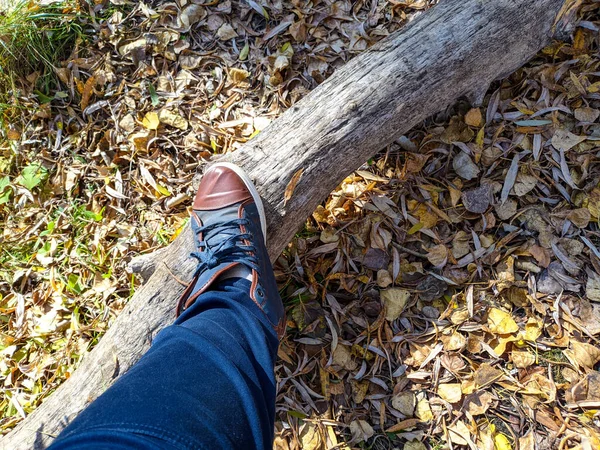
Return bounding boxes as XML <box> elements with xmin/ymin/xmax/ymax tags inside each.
<box><xmin>228</xmin><ymin>67</ymin><xmax>250</xmax><ymax>83</ymax></box>
<box><xmin>415</xmin><ymin>394</ymin><xmax>433</xmax><ymax>421</ymax></box>
<box><xmin>523</xmin><ymin>318</ymin><xmax>542</xmax><ymax>342</ymax></box>
<box><xmin>494</xmin><ymin>432</ymin><xmax>512</xmax><ymax>450</ymax></box>
<box><xmin>155</xmin><ymin>183</ymin><xmax>171</xmax><ymax>197</ymax></box>
<box><xmin>299</xmin><ymin>422</ymin><xmax>322</xmax><ymax>450</ymax></box>
<box><xmin>159</xmin><ymin>109</ymin><xmax>189</xmax><ymax>130</ymax></box>
<box><xmin>437</xmin><ymin>383</ymin><xmax>462</xmax><ymax>403</ymax></box>
<box><xmin>465</xmin><ymin>108</ymin><xmax>482</xmax><ymax>127</ymax></box>
<box><xmin>487</xmin><ymin>307</ymin><xmax>519</xmax><ymax>334</ymax></box>
<box><xmin>476</xmin><ymin>126</ymin><xmax>485</xmax><ymax>148</ymax></box>
<box><xmin>142</xmin><ymin>112</ymin><xmax>160</xmax><ymax>130</ymax></box>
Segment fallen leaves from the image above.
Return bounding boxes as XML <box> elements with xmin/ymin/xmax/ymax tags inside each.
<box><xmin>551</xmin><ymin>128</ymin><xmax>586</xmax><ymax>151</ymax></box>
<box><xmin>283</xmin><ymin>168</ymin><xmax>304</xmax><ymax>206</ymax></box>
<box><xmin>487</xmin><ymin>308</ymin><xmax>519</xmax><ymax>334</ymax></box>
<box><xmin>3</xmin><ymin>0</ymin><xmax>600</xmax><ymax>448</ymax></box>
<box><xmin>381</xmin><ymin>288</ymin><xmax>410</xmax><ymax>321</ymax></box>
<box><xmin>437</xmin><ymin>383</ymin><xmax>462</xmax><ymax>403</ymax></box>
<box><xmin>142</xmin><ymin>111</ymin><xmax>160</xmax><ymax>130</ymax></box>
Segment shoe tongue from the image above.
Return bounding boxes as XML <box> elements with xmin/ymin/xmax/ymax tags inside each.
<box><xmin>195</xmin><ymin>204</ymin><xmax>242</xmax><ymax>248</ymax></box>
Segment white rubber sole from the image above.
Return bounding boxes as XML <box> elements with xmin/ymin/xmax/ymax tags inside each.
<box><xmin>206</xmin><ymin>162</ymin><xmax>267</xmax><ymax>242</ymax></box>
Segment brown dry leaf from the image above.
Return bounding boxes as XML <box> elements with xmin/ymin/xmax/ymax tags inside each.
<box><xmin>568</xmin><ymin>208</ymin><xmax>591</xmax><ymax>228</ymax></box>
<box><xmin>450</xmin><ymin>307</ymin><xmax>470</xmax><ymax>325</ymax></box>
<box><xmin>511</xmin><ymin>350</ymin><xmax>536</xmax><ymax>368</ymax></box>
<box><xmin>464</xmin><ymin>391</ymin><xmax>495</xmax><ymax>415</ymax></box>
<box><xmin>284</xmin><ymin>168</ymin><xmax>304</xmax><ymax>206</ymax></box>
<box><xmin>495</xmin><ymin>199</ymin><xmax>517</xmax><ymax>220</ymax></box>
<box><xmin>519</xmin><ymin>432</ymin><xmax>535</xmax><ymax>450</ymax></box>
<box><xmin>568</xmin><ymin>371</ymin><xmax>600</xmax><ymax>403</ymax></box>
<box><xmin>381</xmin><ymin>288</ymin><xmax>410</xmax><ymax>321</ymax></box>
<box><xmin>426</xmin><ymin>244</ymin><xmax>448</xmax><ymax>268</ymax></box>
<box><xmin>403</xmin><ymin>440</ymin><xmax>427</xmax><ymax>450</ymax></box>
<box><xmin>440</xmin><ymin>331</ymin><xmax>466</xmax><ymax>351</ymax></box>
<box><xmin>377</xmin><ymin>269</ymin><xmax>393</xmax><ymax>288</ymax></box>
<box><xmin>474</xmin><ymin>363</ymin><xmax>503</xmax><ymax>388</ymax></box>
<box><xmin>551</xmin><ymin>128</ymin><xmax>586</xmax><ymax>150</ymax></box>
<box><xmin>522</xmin><ymin>373</ymin><xmax>556</xmax><ymax>402</ymax></box>
<box><xmin>448</xmin><ymin>420</ymin><xmax>471</xmax><ymax>446</ymax></box>
<box><xmin>513</xmin><ymin>173</ymin><xmax>537</xmax><ymax>196</ymax></box>
<box><xmin>565</xmin><ymin>340</ymin><xmax>600</xmax><ymax>369</ymax></box>
<box><xmin>177</xmin><ymin>4</ymin><xmax>206</xmax><ymax>28</ymax></box>
<box><xmin>587</xmin><ymin>188</ymin><xmax>600</xmax><ymax>218</ymax></box>
<box><xmin>349</xmin><ymin>420</ymin><xmax>374</xmax><ymax>443</ymax></box>
<box><xmin>405</xmin><ymin>153</ymin><xmax>430</xmax><ymax>173</ymax></box>
<box><xmin>7</xmin><ymin>127</ymin><xmax>21</xmax><ymax>141</ymax></box>
<box><xmin>586</xmin><ymin>271</ymin><xmax>600</xmax><ymax>302</ymax></box>
<box><xmin>217</xmin><ymin>23</ymin><xmax>237</xmax><ymax>40</ymax></box>
<box><xmin>452</xmin><ymin>231</ymin><xmax>470</xmax><ymax>258</ymax></box>
<box><xmin>386</xmin><ymin>419</ymin><xmax>420</xmax><ymax>433</ymax></box>
<box><xmin>179</xmin><ymin>53</ymin><xmax>203</xmax><ymax>70</ymax></box>
<box><xmin>332</xmin><ymin>344</ymin><xmax>358</xmax><ymax>371</ymax></box>
<box><xmin>392</xmin><ymin>391</ymin><xmax>416</xmax><ymax>416</ymax></box>
<box><xmin>350</xmin><ymin>380</ymin><xmax>369</xmax><ymax>404</ymax></box>
<box><xmin>529</xmin><ymin>244</ymin><xmax>551</xmax><ymax>267</ymax></box>
<box><xmin>574</xmin><ymin>106</ymin><xmax>600</xmax><ymax>122</ymax></box>
<box><xmin>80</xmin><ymin>75</ymin><xmax>96</xmax><ymax>110</ymax></box>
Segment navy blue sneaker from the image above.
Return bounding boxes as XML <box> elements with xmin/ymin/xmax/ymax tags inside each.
<box><xmin>176</xmin><ymin>162</ymin><xmax>285</xmax><ymax>338</ymax></box>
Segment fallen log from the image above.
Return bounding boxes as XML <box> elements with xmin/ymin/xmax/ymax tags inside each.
<box><xmin>2</xmin><ymin>0</ymin><xmax>573</xmax><ymax>448</ymax></box>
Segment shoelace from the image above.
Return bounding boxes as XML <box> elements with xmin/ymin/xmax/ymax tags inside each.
<box><xmin>190</xmin><ymin>218</ymin><xmax>260</xmax><ymax>276</ymax></box>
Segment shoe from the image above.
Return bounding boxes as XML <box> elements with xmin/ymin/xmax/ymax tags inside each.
<box><xmin>176</xmin><ymin>162</ymin><xmax>285</xmax><ymax>338</ymax></box>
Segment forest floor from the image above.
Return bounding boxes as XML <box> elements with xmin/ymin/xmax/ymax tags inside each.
<box><xmin>2</xmin><ymin>1</ymin><xmax>600</xmax><ymax>449</ymax></box>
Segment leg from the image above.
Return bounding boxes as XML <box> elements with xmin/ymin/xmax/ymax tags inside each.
<box><xmin>50</xmin><ymin>278</ymin><xmax>279</xmax><ymax>450</ymax></box>
<box><xmin>51</xmin><ymin>163</ymin><xmax>285</xmax><ymax>449</ymax></box>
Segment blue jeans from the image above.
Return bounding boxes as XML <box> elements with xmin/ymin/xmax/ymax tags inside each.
<box><xmin>49</xmin><ymin>278</ymin><xmax>279</xmax><ymax>450</ymax></box>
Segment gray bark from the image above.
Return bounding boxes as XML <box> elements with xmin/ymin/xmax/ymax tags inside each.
<box><xmin>1</xmin><ymin>0</ymin><xmax>570</xmax><ymax>448</ymax></box>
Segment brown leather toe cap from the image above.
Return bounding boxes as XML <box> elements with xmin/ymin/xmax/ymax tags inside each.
<box><xmin>193</xmin><ymin>166</ymin><xmax>252</xmax><ymax>210</ymax></box>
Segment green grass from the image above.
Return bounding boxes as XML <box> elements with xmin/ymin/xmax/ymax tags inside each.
<box><xmin>0</xmin><ymin>0</ymin><xmax>87</xmax><ymax>124</ymax></box>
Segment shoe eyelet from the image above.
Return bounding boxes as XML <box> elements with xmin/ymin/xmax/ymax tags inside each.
<box><xmin>256</xmin><ymin>286</ymin><xmax>265</xmax><ymax>298</ymax></box>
